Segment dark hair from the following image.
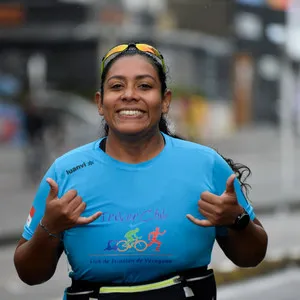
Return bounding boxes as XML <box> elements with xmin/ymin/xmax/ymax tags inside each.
<box><xmin>219</xmin><ymin>155</ymin><xmax>252</xmax><ymax>198</ymax></box>
<box><xmin>99</xmin><ymin>46</ymin><xmax>252</xmax><ymax>196</ymax></box>
<box><xmin>100</xmin><ymin>48</ymin><xmax>169</xmax><ymax>136</ymax></box>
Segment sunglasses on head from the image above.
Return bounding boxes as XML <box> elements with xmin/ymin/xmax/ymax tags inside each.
<box><xmin>100</xmin><ymin>43</ymin><xmax>166</xmax><ymax>75</ymax></box>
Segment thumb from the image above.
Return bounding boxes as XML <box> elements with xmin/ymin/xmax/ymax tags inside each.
<box><xmin>46</xmin><ymin>178</ymin><xmax>59</xmax><ymax>201</ymax></box>
<box><xmin>225</xmin><ymin>174</ymin><xmax>236</xmax><ymax>194</ymax></box>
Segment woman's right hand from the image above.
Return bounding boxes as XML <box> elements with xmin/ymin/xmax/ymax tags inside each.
<box><xmin>41</xmin><ymin>178</ymin><xmax>102</xmax><ymax>235</ymax></box>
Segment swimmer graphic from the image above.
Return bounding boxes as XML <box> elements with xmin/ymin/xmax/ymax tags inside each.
<box><xmin>104</xmin><ymin>240</ymin><xmax>118</xmax><ymax>251</ymax></box>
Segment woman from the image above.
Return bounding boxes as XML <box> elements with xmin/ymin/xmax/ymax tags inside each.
<box><xmin>14</xmin><ymin>43</ymin><xmax>268</xmax><ymax>300</ymax></box>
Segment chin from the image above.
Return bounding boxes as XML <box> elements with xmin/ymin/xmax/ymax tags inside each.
<box><xmin>115</xmin><ymin>126</ymin><xmax>148</xmax><ymax>136</ymax></box>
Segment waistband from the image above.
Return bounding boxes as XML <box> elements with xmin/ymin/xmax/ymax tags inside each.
<box><xmin>69</xmin><ymin>265</ymin><xmax>208</xmax><ymax>292</ymax></box>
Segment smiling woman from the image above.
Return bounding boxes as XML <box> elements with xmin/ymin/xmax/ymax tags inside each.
<box><xmin>13</xmin><ymin>42</ymin><xmax>268</xmax><ymax>300</ymax></box>
<box><xmin>95</xmin><ymin>50</ymin><xmax>171</xmax><ymax>163</ymax></box>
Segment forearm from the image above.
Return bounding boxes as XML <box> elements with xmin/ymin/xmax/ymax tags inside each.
<box><xmin>14</xmin><ymin>224</ymin><xmax>63</xmax><ymax>285</ymax></box>
<box><xmin>217</xmin><ymin>220</ymin><xmax>268</xmax><ymax>267</ymax></box>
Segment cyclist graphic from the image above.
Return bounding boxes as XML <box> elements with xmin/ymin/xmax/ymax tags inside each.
<box><xmin>117</xmin><ymin>228</ymin><xmax>148</xmax><ymax>252</ymax></box>
<box><xmin>148</xmin><ymin>227</ymin><xmax>166</xmax><ymax>251</ymax></box>
<box><xmin>124</xmin><ymin>228</ymin><xmax>141</xmax><ymax>247</ymax></box>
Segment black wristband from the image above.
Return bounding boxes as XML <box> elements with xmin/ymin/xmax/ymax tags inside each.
<box><xmin>39</xmin><ymin>220</ymin><xmax>61</xmax><ymax>240</ymax></box>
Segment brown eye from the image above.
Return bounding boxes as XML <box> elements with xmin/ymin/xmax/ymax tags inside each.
<box><xmin>111</xmin><ymin>83</ymin><xmax>123</xmax><ymax>90</ymax></box>
<box><xmin>139</xmin><ymin>84</ymin><xmax>151</xmax><ymax>89</ymax></box>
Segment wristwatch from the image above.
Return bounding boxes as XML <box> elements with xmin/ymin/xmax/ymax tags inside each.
<box><xmin>230</xmin><ymin>210</ymin><xmax>250</xmax><ymax>231</ymax></box>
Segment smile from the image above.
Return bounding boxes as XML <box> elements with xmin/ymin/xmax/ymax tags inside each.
<box><xmin>118</xmin><ymin>110</ymin><xmax>145</xmax><ymax>116</ymax></box>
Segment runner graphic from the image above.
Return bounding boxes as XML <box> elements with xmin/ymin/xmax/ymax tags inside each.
<box><xmin>147</xmin><ymin>227</ymin><xmax>166</xmax><ymax>251</ymax></box>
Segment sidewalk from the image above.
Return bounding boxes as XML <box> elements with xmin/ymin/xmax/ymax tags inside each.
<box><xmin>205</xmin><ymin>125</ymin><xmax>300</xmax><ymax>213</ymax></box>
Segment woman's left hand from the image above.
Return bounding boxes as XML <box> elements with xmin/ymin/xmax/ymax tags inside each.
<box><xmin>187</xmin><ymin>174</ymin><xmax>244</xmax><ymax>227</ymax></box>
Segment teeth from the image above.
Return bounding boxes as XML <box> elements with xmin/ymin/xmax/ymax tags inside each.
<box><xmin>119</xmin><ymin>110</ymin><xmax>143</xmax><ymax>116</ymax></box>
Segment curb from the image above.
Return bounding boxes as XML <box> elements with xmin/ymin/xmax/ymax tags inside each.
<box><xmin>215</xmin><ymin>256</ymin><xmax>300</xmax><ymax>286</ymax></box>
<box><xmin>212</xmin><ymin>236</ymin><xmax>300</xmax><ymax>285</ymax></box>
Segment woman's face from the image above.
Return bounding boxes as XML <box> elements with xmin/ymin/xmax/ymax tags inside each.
<box><xmin>96</xmin><ymin>55</ymin><xmax>171</xmax><ymax>137</ymax></box>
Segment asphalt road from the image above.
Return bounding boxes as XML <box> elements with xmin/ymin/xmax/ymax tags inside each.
<box><xmin>218</xmin><ymin>267</ymin><xmax>300</xmax><ymax>300</ymax></box>
<box><xmin>0</xmin><ymin>245</ymin><xmax>68</xmax><ymax>300</ymax></box>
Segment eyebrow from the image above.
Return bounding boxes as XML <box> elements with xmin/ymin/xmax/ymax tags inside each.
<box><xmin>107</xmin><ymin>74</ymin><xmax>157</xmax><ymax>83</ymax></box>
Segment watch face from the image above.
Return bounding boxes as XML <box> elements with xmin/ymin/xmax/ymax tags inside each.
<box><xmin>237</xmin><ymin>212</ymin><xmax>250</xmax><ymax>230</ymax></box>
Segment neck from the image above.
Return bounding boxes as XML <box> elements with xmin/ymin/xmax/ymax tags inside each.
<box><xmin>105</xmin><ymin>129</ymin><xmax>165</xmax><ymax>164</ymax></box>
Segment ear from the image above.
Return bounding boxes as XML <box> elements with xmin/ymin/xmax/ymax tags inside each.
<box><xmin>161</xmin><ymin>89</ymin><xmax>172</xmax><ymax>114</ymax></box>
<box><xmin>95</xmin><ymin>92</ymin><xmax>104</xmax><ymax>116</ymax></box>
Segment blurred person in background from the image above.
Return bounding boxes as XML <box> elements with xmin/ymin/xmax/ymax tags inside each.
<box><xmin>14</xmin><ymin>43</ymin><xmax>268</xmax><ymax>300</ymax></box>
<box><xmin>22</xmin><ymin>95</ymin><xmax>48</xmax><ymax>184</ymax></box>
<box><xmin>44</xmin><ymin>107</ymin><xmax>66</xmax><ymax>158</ymax></box>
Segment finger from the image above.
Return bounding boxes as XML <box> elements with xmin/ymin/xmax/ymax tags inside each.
<box><xmin>198</xmin><ymin>208</ymin><xmax>215</xmax><ymax>222</ymax></box>
<box><xmin>198</xmin><ymin>200</ymin><xmax>215</xmax><ymax>215</ymax></box>
<box><xmin>46</xmin><ymin>178</ymin><xmax>59</xmax><ymax>201</ymax></box>
<box><xmin>73</xmin><ymin>201</ymin><xmax>86</xmax><ymax>216</ymax></box>
<box><xmin>67</xmin><ymin>195</ymin><xmax>83</xmax><ymax>211</ymax></box>
<box><xmin>200</xmin><ymin>191</ymin><xmax>219</xmax><ymax>204</ymax></box>
<box><xmin>60</xmin><ymin>189</ymin><xmax>78</xmax><ymax>204</ymax></box>
<box><xmin>225</xmin><ymin>174</ymin><xmax>236</xmax><ymax>194</ymax></box>
<box><xmin>77</xmin><ymin>212</ymin><xmax>102</xmax><ymax>225</ymax></box>
<box><xmin>186</xmin><ymin>214</ymin><xmax>213</xmax><ymax>227</ymax></box>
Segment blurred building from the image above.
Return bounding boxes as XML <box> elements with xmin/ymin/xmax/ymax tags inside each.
<box><xmin>167</xmin><ymin>0</ymin><xmax>233</xmax><ymax>37</ymax></box>
<box><xmin>233</xmin><ymin>0</ymin><xmax>288</xmax><ymax>125</ymax></box>
<box><xmin>0</xmin><ymin>1</ymin><xmax>99</xmax><ymax>98</ymax></box>
<box><xmin>0</xmin><ymin>0</ymin><xmax>294</xmax><ymax>143</ymax></box>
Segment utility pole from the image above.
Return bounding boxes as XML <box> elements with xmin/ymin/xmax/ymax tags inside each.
<box><xmin>279</xmin><ymin>0</ymin><xmax>299</xmax><ymax>209</ymax></box>
<box><xmin>286</xmin><ymin>0</ymin><xmax>300</xmax><ymax>136</ymax></box>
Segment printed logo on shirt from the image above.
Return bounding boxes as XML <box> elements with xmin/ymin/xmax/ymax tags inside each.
<box><xmin>65</xmin><ymin>160</ymin><xmax>94</xmax><ymax>175</ymax></box>
<box><xmin>90</xmin><ymin>225</ymin><xmax>173</xmax><ymax>266</ymax></box>
<box><xmin>89</xmin><ymin>208</ymin><xmax>173</xmax><ymax>266</ymax></box>
<box><xmin>104</xmin><ymin>227</ymin><xmax>167</xmax><ymax>253</ymax></box>
<box><xmin>26</xmin><ymin>206</ymin><xmax>35</xmax><ymax>227</ymax></box>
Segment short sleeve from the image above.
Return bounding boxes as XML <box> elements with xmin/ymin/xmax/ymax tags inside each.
<box><xmin>22</xmin><ymin>163</ymin><xmax>57</xmax><ymax>241</ymax></box>
<box><xmin>212</xmin><ymin>151</ymin><xmax>256</xmax><ymax>236</ymax></box>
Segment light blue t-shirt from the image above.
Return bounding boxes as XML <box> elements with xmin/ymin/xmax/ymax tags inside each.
<box><xmin>23</xmin><ymin>133</ymin><xmax>255</xmax><ymax>285</ymax></box>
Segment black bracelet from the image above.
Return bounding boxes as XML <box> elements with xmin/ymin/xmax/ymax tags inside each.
<box><xmin>39</xmin><ymin>220</ymin><xmax>61</xmax><ymax>240</ymax></box>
